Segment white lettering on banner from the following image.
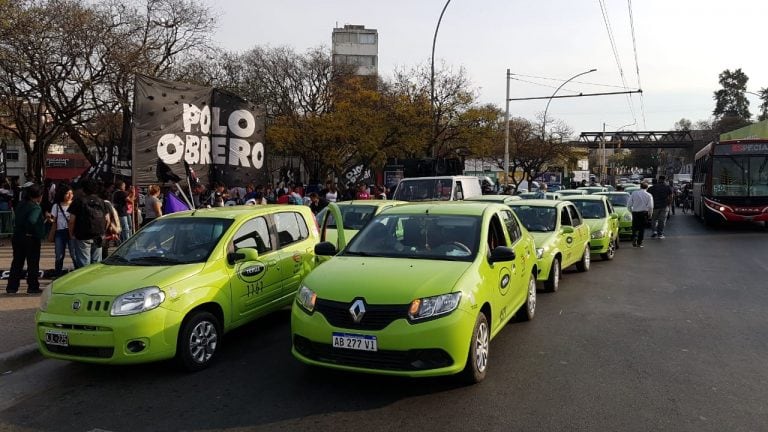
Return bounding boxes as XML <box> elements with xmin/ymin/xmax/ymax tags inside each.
<box><xmin>155</xmin><ymin>103</ymin><xmax>262</xmax><ymax>169</ymax></box>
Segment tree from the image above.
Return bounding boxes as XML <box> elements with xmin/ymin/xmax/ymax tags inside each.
<box><xmin>673</xmin><ymin>118</ymin><xmax>692</xmax><ymax>131</ymax></box>
<box><xmin>713</xmin><ymin>69</ymin><xmax>751</xmax><ymax>121</ymax></box>
<box><xmin>758</xmin><ymin>87</ymin><xmax>768</xmax><ymax>122</ymax></box>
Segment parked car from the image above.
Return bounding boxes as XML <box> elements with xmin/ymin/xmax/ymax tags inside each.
<box><xmin>291</xmin><ymin>202</ymin><xmax>538</xmax><ymax>384</ymax></box>
<box><xmin>577</xmin><ymin>186</ymin><xmax>608</xmax><ymax>194</ymax></box>
<box><xmin>36</xmin><ymin>205</ymin><xmax>344</xmax><ymax>371</ymax></box>
<box><xmin>566</xmin><ymin>195</ymin><xmax>620</xmax><ymax>260</ymax></box>
<box><xmin>464</xmin><ymin>195</ymin><xmax>523</xmax><ymax>205</ymax></box>
<box><xmin>392</xmin><ymin>176</ymin><xmax>483</xmax><ymax>201</ymax></box>
<box><xmin>558</xmin><ymin>189</ymin><xmax>589</xmax><ymax>197</ymax></box>
<box><xmin>507</xmin><ymin>200</ymin><xmax>592</xmax><ymax>292</ymax></box>
<box><xmin>315</xmin><ymin>200</ymin><xmax>407</xmax><ymax>244</ymax></box>
<box><xmin>595</xmin><ymin>192</ymin><xmax>633</xmax><ymax>240</ymax></box>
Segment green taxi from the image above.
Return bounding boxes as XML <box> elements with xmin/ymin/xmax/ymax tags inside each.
<box><xmin>566</xmin><ymin>195</ymin><xmax>620</xmax><ymax>260</ymax></box>
<box><xmin>315</xmin><ymin>200</ymin><xmax>407</xmax><ymax>244</ymax></box>
<box><xmin>291</xmin><ymin>202</ymin><xmax>537</xmax><ymax>384</ymax></box>
<box><xmin>595</xmin><ymin>192</ymin><xmax>633</xmax><ymax>240</ymax></box>
<box><xmin>464</xmin><ymin>194</ymin><xmax>522</xmax><ymax>205</ymax></box>
<box><xmin>558</xmin><ymin>189</ymin><xmax>588</xmax><ymax>198</ymax></box>
<box><xmin>507</xmin><ymin>200</ymin><xmax>591</xmax><ymax>292</ymax></box>
<box><xmin>36</xmin><ymin>205</ymin><xmax>334</xmax><ymax>371</ymax></box>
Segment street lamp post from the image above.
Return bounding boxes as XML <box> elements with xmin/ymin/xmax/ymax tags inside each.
<box><xmin>430</xmin><ymin>0</ymin><xmax>452</xmax><ymax>157</ymax></box>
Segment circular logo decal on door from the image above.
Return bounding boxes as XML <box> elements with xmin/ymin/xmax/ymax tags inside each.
<box><xmin>498</xmin><ymin>267</ymin><xmax>512</xmax><ymax>296</ymax></box>
<box><xmin>237</xmin><ymin>263</ymin><xmax>267</xmax><ymax>283</ymax></box>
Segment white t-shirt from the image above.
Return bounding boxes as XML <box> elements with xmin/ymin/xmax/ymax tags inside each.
<box><xmin>51</xmin><ymin>203</ymin><xmax>71</xmax><ymax>230</ymax></box>
<box><xmin>325</xmin><ymin>191</ymin><xmax>338</xmax><ymax>202</ymax></box>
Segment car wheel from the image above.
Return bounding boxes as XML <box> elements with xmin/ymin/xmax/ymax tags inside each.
<box><xmin>176</xmin><ymin>311</ymin><xmax>221</xmax><ymax>372</ymax></box>
<box><xmin>576</xmin><ymin>245</ymin><xmax>591</xmax><ymax>272</ymax></box>
<box><xmin>516</xmin><ymin>273</ymin><xmax>537</xmax><ymax>321</ymax></box>
<box><xmin>460</xmin><ymin>312</ymin><xmax>489</xmax><ymax>384</ymax></box>
<box><xmin>601</xmin><ymin>239</ymin><xmax>616</xmax><ymax>261</ymax></box>
<box><xmin>544</xmin><ymin>258</ymin><xmax>560</xmax><ymax>292</ymax></box>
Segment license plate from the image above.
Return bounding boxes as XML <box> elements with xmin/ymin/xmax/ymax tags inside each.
<box><xmin>44</xmin><ymin>330</ymin><xmax>69</xmax><ymax>347</ymax></box>
<box><xmin>332</xmin><ymin>332</ymin><xmax>377</xmax><ymax>352</ymax></box>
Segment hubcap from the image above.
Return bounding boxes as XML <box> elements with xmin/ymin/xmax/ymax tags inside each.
<box><xmin>474</xmin><ymin>321</ymin><xmax>489</xmax><ymax>372</ymax></box>
<box><xmin>584</xmin><ymin>247</ymin><xmax>591</xmax><ymax>269</ymax></box>
<box><xmin>553</xmin><ymin>261</ymin><xmax>560</xmax><ymax>288</ymax></box>
<box><xmin>528</xmin><ymin>276</ymin><xmax>536</xmax><ymax>315</ymax></box>
<box><xmin>189</xmin><ymin>320</ymin><xmax>218</xmax><ymax>364</ymax></box>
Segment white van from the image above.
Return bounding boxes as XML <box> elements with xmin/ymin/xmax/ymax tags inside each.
<box><xmin>392</xmin><ymin>176</ymin><xmax>483</xmax><ymax>201</ymax></box>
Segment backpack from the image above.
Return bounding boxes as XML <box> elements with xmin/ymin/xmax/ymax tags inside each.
<box><xmin>80</xmin><ymin>196</ymin><xmax>107</xmax><ymax>239</ymax></box>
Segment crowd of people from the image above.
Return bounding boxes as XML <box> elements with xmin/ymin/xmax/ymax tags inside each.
<box><xmin>2</xmin><ymin>175</ymin><xmax>391</xmax><ymax>294</ymax></box>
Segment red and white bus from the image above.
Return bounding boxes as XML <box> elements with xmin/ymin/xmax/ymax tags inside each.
<box><xmin>692</xmin><ymin>139</ymin><xmax>768</xmax><ymax>225</ymax></box>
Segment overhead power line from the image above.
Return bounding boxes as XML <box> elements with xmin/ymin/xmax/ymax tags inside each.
<box><xmin>509</xmin><ymin>73</ymin><xmax>632</xmax><ymax>90</ymax></box>
<box><xmin>627</xmin><ymin>0</ymin><xmax>647</xmax><ymax>128</ymax></box>
<box><xmin>597</xmin><ymin>0</ymin><xmax>638</xmax><ymax>125</ymax></box>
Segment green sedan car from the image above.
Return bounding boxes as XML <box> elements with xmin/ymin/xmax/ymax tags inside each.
<box><xmin>507</xmin><ymin>200</ymin><xmax>592</xmax><ymax>292</ymax></box>
<box><xmin>566</xmin><ymin>195</ymin><xmax>620</xmax><ymax>261</ymax></box>
<box><xmin>291</xmin><ymin>202</ymin><xmax>538</xmax><ymax>384</ymax></box>
<box><xmin>464</xmin><ymin>194</ymin><xmax>522</xmax><ymax>205</ymax></box>
<box><xmin>36</xmin><ymin>205</ymin><xmax>336</xmax><ymax>371</ymax></box>
<box><xmin>595</xmin><ymin>192</ymin><xmax>633</xmax><ymax>240</ymax></box>
<box><xmin>315</xmin><ymin>200</ymin><xmax>407</xmax><ymax>244</ymax></box>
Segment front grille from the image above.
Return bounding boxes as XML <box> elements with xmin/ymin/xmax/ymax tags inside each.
<box><xmin>294</xmin><ymin>336</ymin><xmax>453</xmax><ymax>371</ymax></box>
<box><xmin>45</xmin><ymin>344</ymin><xmax>114</xmax><ymax>359</ymax></box>
<box><xmin>44</xmin><ymin>323</ymin><xmax>108</xmax><ymax>331</ymax></box>
<box><xmin>86</xmin><ymin>300</ymin><xmax>110</xmax><ymax>312</ymax></box>
<box><xmin>314</xmin><ymin>298</ymin><xmax>409</xmax><ymax>330</ymax></box>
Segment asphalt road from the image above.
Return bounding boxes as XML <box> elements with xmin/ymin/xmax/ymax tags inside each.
<box><xmin>1</xmin><ymin>213</ymin><xmax>766</xmax><ymax>432</ymax></box>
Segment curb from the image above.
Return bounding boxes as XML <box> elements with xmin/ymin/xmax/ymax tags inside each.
<box><xmin>0</xmin><ymin>344</ymin><xmax>43</xmax><ymax>374</ymax></box>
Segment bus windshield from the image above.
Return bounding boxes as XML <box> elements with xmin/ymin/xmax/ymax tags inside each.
<box><xmin>712</xmin><ymin>155</ymin><xmax>768</xmax><ymax>197</ymax></box>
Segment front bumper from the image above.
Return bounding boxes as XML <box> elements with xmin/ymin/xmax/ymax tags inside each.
<box><xmin>36</xmin><ymin>306</ymin><xmax>182</xmax><ymax>365</ymax></box>
<box><xmin>290</xmin><ymin>302</ymin><xmax>475</xmax><ymax>377</ymax></box>
<box><xmin>589</xmin><ymin>236</ymin><xmax>611</xmax><ymax>254</ymax></box>
<box><xmin>618</xmin><ymin>222</ymin><xmax>633</xmax><ymax>239</ymax></box>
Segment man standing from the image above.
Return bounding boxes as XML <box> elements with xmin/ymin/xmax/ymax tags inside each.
<box><xmin>5</xmin><ymin>185</ymin><xmax>46</xmax><ymax>294</ymax></box>
<box><xmin>68</xmin><ymin>179</ymin><xmax>110</xmax><ymax>268</ymax></box>
<box><xmin>627</xmin><ymin>181</ymin><xmax>654</xmax><ymax>248</ymax></box>
<box><xmin>648</xmin><ymin>176</ymin><xmax>673</xmax><ymax>239</ymax></box>
<box><xmin>308</xmin><ymin>192</ymin><xmax>329</xmax><ymax>214</ymax></box>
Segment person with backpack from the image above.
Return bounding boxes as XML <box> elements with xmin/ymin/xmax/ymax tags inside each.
<box><xmin>5</xmin><ymin>184</ymin><xmax>46</xmax><ymax>294</ymax></box>
<box><xmin>68</xmin><ymin>179</ymin><xmax>111</xmax><ymax>269</ymax></box>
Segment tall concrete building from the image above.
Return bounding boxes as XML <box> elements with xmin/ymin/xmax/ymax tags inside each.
<box><xmin>332</xmin><ymin>24</ymin><xmax>378</xmax><ymax>76</ymax></box>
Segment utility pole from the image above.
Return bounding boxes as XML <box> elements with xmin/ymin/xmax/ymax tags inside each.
<box><xmin>504</xmin><ymin>69</ymin><xmax>510</xmax><ymax>189</ymax></box>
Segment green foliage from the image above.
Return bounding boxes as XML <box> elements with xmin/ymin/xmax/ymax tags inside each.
<box><xmin>713</xmin><ymin>69</ymin><xmax>752</xmax><ymax>121</ymax></box>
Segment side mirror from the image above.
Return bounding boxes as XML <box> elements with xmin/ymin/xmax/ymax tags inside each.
<box><xmin>610</xmin><ymin>213</ymin><xmax>619</xmax><ymax>220</ymax></box>
<box><xmin>489</xmin><ymin>246</ymin><xmax>516</xmax><ymax>264</ymax></box>
<box><xmin>560</xmin><ymin>225</ymin><xmax>574</xmax><ymax>234</ymax></box>
<box><xmin>314</xmin><ymin>241</ymin><xmax>338</xmax><ymax>256</ymax></box>
<box><xmin>227</xmin><ymin>248</ymin><xmax>258</xmax><ymax>265</ymax></box>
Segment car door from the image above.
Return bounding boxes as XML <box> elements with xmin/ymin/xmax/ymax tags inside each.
<box><xmin>498</xmin><ymin>210</ymin><xmax>530</xmax><ymax>321</ymax></box>
<box><xmin>228</xmin><ymin>216</ymin><xmax>283</xmax><ymax>322</ymax></box>
<box><xmin>558</xmin><ymin>205</ymin><xmax>577</xmax><ymax>266</ymax></box>
<box><xmin>606</xmin><ymin>200</ymin><xmax>619</xmax><ymax>240</ymax></box>
<box><xmin>273</xmin><ymin>211</ymin><xmax>315</xmax><ymax>296</ymax></box>
<box><xmin>480</xmin><ymin>213</ymin><xmax>515</xmax><ymax>333</ymax></box>
<box><xmin>567</xmin><ymin>204</ymin><xmax>590</xmax><ymax>254</ymax></box>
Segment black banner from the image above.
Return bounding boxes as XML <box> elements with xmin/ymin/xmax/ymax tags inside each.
<box><xmin>132</xmin><ymin>75</ymin><xmax>266</xmax><ymax>186</ymax></box>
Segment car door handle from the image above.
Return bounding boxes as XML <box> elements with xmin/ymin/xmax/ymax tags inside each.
<box><xmin>266</xmin><ymin>260</ymin><xmax>277</xmax><ymax>267</ymax></box>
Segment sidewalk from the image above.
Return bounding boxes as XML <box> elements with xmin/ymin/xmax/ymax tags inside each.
<box><xmin>0</xmin><ymin>241</ymin><xmax>59</xmax><ymax>372</ymax></box>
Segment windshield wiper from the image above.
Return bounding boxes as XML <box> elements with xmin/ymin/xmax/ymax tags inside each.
<box><xmin>103</xmin><ymin>255</ymin><xmax>134</xmax><ymax>265</ymax></box>
<box><xmin>343</xmin><ymin>251</ymin><xmax>382</xmax><ymax>257</ymax></box>
<box><xmin>128</xmin><ymin>256</ymin><xmax>186</xmax><ymax>265</ymax></box>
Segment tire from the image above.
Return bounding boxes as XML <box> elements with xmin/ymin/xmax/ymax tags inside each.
<box><xmin>176</xmin><ymin>311</ymin><xmax>221</xmax><ymax>372</ymax></box>
<box><xmin>544</xmin><ymin>258</ymin><xmax>560</xmax><ymax>292</ymax></box>
<box><xmin>460</xmin><ymin>312</ymin><xmax>489</xmax><ymax>384</ymax></box>
<box><xmin>601</xmin><ymin>239</ymin><xmax>616</xmax><ymax>261</ymax></box>
<box><xmin>576</xmin><ymin>245</ymin><xmax>591</xmax><ymax>272</ymax></box>
<box><xmin>515</xmin><ymin>273</ymin><xmax>537</xmax><ymax>322</ymax></box>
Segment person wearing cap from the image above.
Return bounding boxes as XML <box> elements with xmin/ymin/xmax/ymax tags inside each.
<box><xmin>6</xmin><ymin>184</ymin><xmax>46</xmax><ymax>294</ymax></box>
<box><xmin>627</xmin><ymin>181</ymin><xmax>654</xmax><ymax>248</ymax></box>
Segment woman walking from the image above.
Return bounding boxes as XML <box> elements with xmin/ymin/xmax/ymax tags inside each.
<box><xmin>142</xmin><ymin>184</ymin><xmax>162</xmax><ymax>226</ymax></box>
<box><xmin>50</xmin><ymin>184</ymin><xmax>76</xmax><ymax>277</ymax></box>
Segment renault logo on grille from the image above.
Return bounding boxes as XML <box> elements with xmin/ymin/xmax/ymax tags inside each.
<box><xmin>349</xmin><ymin>299</ymin><xmax>366</xmax><ymax>323</ymax></box>
<box><xmin>72</xmin><ymin>300</ymin><xmax>81</xmax><ymax>311</ymax></box>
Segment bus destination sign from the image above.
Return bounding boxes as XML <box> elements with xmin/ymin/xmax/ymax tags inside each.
<box><xmin>714</xmin><ymin>142</ymin><xmax>768</xmax><ymax>156</ymax></box>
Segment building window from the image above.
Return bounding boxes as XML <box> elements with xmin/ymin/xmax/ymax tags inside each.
<box><xmin>6</xmin><ymin>150</ymin><xmax>19</xmax><ymax>161</ymax></box>
<box><xmin>358</xmin><ymin>33</ymin><xmax>376</xmax><ymax>44</ymax></box>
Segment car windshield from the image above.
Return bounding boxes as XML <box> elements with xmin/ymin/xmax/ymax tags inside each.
<box><xmin>571</xmin><ymin>201</ymin><xmax>606</xmax><ymax>219</ymax></box>
<box><xmin>392</xmin><ymin>179</ymin><xmax>453</xmax><ymax>201</ymax></box>
<box><xmin>316</xmin><ymin>205</ymin><xmax>377</xmax><ymax>230</ymax></box>
<box><xmin>509</xmin><ymin>206</ymin><xmax>557</xmax><ymax>232</ymax></box>
<box><xmin>104</xmin><ymin>217</ymin><xmax>233</xmax><ymax>266</ymax></box>
<box><xmin>343</xmin><ymin>214</ymin><xmax>480</xmax><ymax>262</ymax></box>
<box><xmin>606</xmin><ymin>194</ymin><xmax>629</xmax><ymax>207</ymax></box>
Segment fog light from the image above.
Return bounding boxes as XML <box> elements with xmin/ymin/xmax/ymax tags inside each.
<box><xmin>126</xmin><ymin>340</ymin><xmax>146</xmax><ymax>353</ymax></box>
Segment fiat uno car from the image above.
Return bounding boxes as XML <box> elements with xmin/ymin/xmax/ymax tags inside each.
<box><xmin>566</xmin><ymin>195</ymin><xmax>620</xmax><ymax>261</ymax></box>
<box><xmin>36</xmin><ymin>205</ymin><xmax>328</xmax><ymax>371</ymax></box>
<box><xmin>507</xmin><ymin>200</ymin><xmax>591</xmax><ymax>292</ymax></box>
<box><xmin>291</xmin><ymin>202</ymin><xmax>538</xmax><ymax>384</ymax></box>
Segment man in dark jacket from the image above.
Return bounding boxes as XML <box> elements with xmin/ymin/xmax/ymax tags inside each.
<box><xmin>648</xmin><ymin>176</ymin><xmax>673</xmax><ymax>239</ymax></box>
<box><xmin>68</xmin><ymin>179</ymin><xmax>110</xmax><ymax>268</ymax></box>
<box><xmin>6</xmin><ymin>185</ymin><xmax>46</xmax><ymax>294</ymax></box>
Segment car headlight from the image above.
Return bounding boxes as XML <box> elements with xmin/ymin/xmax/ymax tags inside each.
<box><xmin>296</xmin><ymin>285</ymin><xmax>317</xmax><ymax>313</ymax></box>
<box><xmin>591</xmin><ymin>230</ymin><xmax>606</xmax><ymax>239</ymax></box>
<box><xmin>408</xmin><ymin>292</ymin><xmax>461</xmax><ymax>321</ymax></box>
<box><xmin>535</xmin><ymin>248</ymin><xmax>544</xmax><ymax>259</ymax></box>
<box><xmin>39</xmin><ymin>284</ymin><xmax>53</xmax><ymax>312</ymax></box>
<box><xmin>622</xmin><ymin>213</ymin><xmax>632</xmax><ymax>222</ymax></box>
<box><xmin>111</xmin><ymin>287</ymin><xmax>165</xmax><ymax>316</ymax></box>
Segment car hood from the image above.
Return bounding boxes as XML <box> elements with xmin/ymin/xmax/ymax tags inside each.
<box><xmin>305</xmin><ymin>256</ymin><xmax>472</xmax><ymax>303</ymax></box>
<box><xmin>529</xmin><ymin>231</ymin><xmax>557</xmax><ymax>247</ymax></box>
<box><xmin>584</xmin><ymin>219</ymin><xmax>608</xmax><ymax>232</ymax></box>
<box><xmin>51</xmin><ymin>263</ymin><xmax>205</xmax><ymax>296</ymax></box>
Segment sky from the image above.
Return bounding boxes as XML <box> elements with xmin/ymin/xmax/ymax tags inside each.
<box><xmin>210</xmin><ymin>0</ymin><xmax>768</xmax><ymax>137</ymax></box>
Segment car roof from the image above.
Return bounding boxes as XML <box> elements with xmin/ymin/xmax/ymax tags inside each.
<box><xmin>333</xmin><ymin>200</ymin><xmax>408</xmax><ymax>207</ymax></box>
<box><xmin>162</xmin><ymin>204</ymin><xmax>314</xmax><ymax>221</ymax></box>
<box><xmin>465</xmin><ymin>195</ymin><xmax>522</xmax><ymax>203</ymax></box>
<box><xmin>559</xmin><ymin>189</ymin><xmax>586</xmax><ymax>193</ymax></box>
<box><xmin>507</xmin><ymin>199</ymin><xmax>567</xmax><ymax>208</ymax></box>
<box><xmin>595</xmin><ymin>191</ymin><xmax>630</xmax><ymax>196</ymax></box>
<box><xmin>379</xmin><ymin>201</ymin><xmax>502</xmax><ymax>217</ymax></box>
<box><xmin>566</xmin><ymin>195</ymin><xmax>608</xmax><ymax>201</ymax></box>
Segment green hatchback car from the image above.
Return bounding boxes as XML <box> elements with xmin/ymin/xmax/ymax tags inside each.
<box><xmin>291</xmin><ymin>202</ymin><xmax>538</xmax><ymax>384</ymax></box>
<box><xmin>36</xmin><ymin>205</ymin><xmax>333</xmax><ymax>371</ymax></box>
<box><xmin>507</xmin><ymin>200</ymin><xmax>592</xmax><ymax>292</ymax></box>
<box><xmin>595</xmin><ymin>192</ymin><xmax>633</xmax><ymax>240</ymax></box>
<box><xmin>566</xmin><ymin>195</ymin><xmax>620</xmax><ymax>261</ymax></box>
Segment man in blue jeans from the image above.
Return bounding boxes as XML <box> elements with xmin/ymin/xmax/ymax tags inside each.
<box><xmin>648</xmin><ymin>176</ymin><xmax>673</xmax><ymax>239</ymax></box>
<box><xmin>68</xmin><ymin>179</ymin><xmax>110</xmax><ymax>268</ymax></box>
